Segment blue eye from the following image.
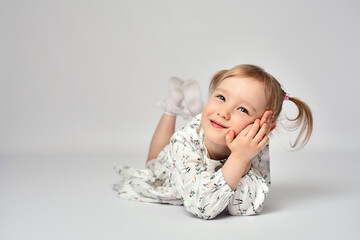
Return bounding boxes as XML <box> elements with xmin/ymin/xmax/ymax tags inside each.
<box><xmin>217</xmin><ymin>95</ymin><xmax>225</xmax><ymax>101</ymax></box>
<box><xmin>238</xmin><ymin>107</ymin><xmax>249</xmax><ymax>114</ymax></box>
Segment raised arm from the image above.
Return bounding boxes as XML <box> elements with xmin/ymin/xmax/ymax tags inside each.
<box><xmin>227</xmin><ymin>144</ymin><xmax>271</xmax><ymax>215</ymax></box>
<box><xmin>221</xmin><ymin>110</ymin><xmax>273</xmax><ymax>215</ymax></box>
<box><xmin>222</xmin><ymin>115</ymin><xmax>271</xmax><ymax>190</ymax></box>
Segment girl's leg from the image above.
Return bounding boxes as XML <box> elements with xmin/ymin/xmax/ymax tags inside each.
<box><xmin>146</xmin><ymin>77</ymin><xmax>203</xmax><ymax>164</ymax></box>
<box><xmin>146</xmin><ymin>114</ymin><xmax>176</xmax><ymax>163</ymax></box>
<box><xmin>147</xmin><ymin>77</ymin><xmax>184</xmax><ymax>163</ymax></box>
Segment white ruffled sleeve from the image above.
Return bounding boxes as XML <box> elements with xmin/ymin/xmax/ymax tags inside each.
<box><xmin>170</xmin><ymin>131</ymin><xmax>235</xmax><ymax>220</ymax></box>
<box><xmin>227</xmin><ymin>144</ymin><xmax>271</xmax><ymax>216</ymax></box>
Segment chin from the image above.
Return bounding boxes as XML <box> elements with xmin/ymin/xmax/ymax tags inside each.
<box><xmin>204</xmin><ymin>130</ymin><xmax>227</xmax><ymax>146</ymax></box>
<box><xmin>212</xmin><ymin>137</ymin><xmax>227</xmax><ymax>146</ymax></box>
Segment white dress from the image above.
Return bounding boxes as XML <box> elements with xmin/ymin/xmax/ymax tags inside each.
<box><xmin>113</xmin><ymin>114</ymin><xmax>271</xmax><ymax>219</ymax></box>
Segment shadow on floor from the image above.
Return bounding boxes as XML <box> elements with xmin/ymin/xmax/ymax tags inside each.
<box><xmin>261</xmin><ymin>179</ymin><xmax>352</xmax><ymax>215</ymax></box>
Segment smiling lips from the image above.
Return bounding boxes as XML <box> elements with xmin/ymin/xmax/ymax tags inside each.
<box><xmin>210</xmin><ymin>120</ymin><xmax>228</xmax><ymax>129</ymax></box>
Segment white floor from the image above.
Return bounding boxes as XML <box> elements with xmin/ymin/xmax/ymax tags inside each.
<box><xmin>1</xmin><ymin>150</ymin><xmax>359</xmax><ymax>240</ymax></box>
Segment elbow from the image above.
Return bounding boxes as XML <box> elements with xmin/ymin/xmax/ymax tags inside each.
<box><xmin>195</xmin><ymin>210</ymin><xmax>223</xmax><ymax>220</ymax></box>
<box><xmin>186</xmin><ymin>204</ymin><xmax>220</xmax><ymax>220</ymax></box>
<box><xmin>183</xmin><ymin>200</ymin><xmax>223</xmax><ymax>220</ymax></box>
<box><xmin>228</xmin><ymin>183</ymin><xmax>269</xmax><ymax>216</ymax></box>
<box><xmin>193</xmin><ymin>212</ymin><xmax>218</xmax><ymax>220</ymax></box>
<box><xmin>228</xmin><ymin>202</ymin><xmax>264</xmax><ymax>216</ymax></box>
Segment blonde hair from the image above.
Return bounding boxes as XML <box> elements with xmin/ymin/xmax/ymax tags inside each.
<box><xmin>209</xmin><ymin>64</ymin><xmax>313</xmax><ymax>150</ymax></box>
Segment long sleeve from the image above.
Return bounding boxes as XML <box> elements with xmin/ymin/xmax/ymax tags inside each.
<box><xmin>227</xmin><ymin>143</ymin><xmax>271</xmax><ymax>216</ymax></box>
<box><xmin>170</xmin><ymin>131</ymin><xmax>235</xmax><ymax>220</ymax></box>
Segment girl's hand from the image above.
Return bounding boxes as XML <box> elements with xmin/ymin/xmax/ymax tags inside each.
<box><xmin>260</xmin><ymin>110</ymin><xmax>274</xmax><ymax>127</ymax></box>
<box><xmin>225</xmin><ymin>110</ymin><xmax>273</xmax><ymax>163</ymax></box>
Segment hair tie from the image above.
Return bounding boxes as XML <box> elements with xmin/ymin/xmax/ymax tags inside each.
<box><xmin>282</xmin><ymin>89</ymin><xmax>290</xmax><ymax>101</ymax></box>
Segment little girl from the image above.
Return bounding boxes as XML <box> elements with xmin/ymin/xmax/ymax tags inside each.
<box><xmin>113</xmin><ymin>64</ymin><xmax>313</xmax><ymax>220</ymax></box>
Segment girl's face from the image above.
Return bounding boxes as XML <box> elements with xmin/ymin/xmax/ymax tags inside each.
<box><xmin>201</xmin><ymin>76</ymin><xmax>268</xmax><ymax>150</ymax></box>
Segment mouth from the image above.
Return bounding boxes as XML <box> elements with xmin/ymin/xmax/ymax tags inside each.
<box><xmin>210</xmin><ymin>120</ymin><xmax>228</xmax><ymax>129</ymax></box>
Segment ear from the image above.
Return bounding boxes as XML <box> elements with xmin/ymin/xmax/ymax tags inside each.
<box><xmin>269</xmin><ymin>122</ymin><xmax>277</xmax><ymax>134</ymax></box>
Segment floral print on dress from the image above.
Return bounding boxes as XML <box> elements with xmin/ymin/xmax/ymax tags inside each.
<box><xmin>113</xmin><ymin>114</ymin><xmax>271</xmax><ymax>219</ymax></box>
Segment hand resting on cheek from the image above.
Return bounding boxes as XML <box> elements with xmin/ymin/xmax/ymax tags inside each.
<box><xmin>225</xmin><ymin>110</ymin><xmax>274</xmax><ymax>164</ymax></box>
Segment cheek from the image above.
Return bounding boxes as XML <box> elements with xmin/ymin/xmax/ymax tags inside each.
<box><xmin>202</xmin><ymin>102</ymin><xmax>214</xmax><ymax>114</ymax></box>
<box><xmin>202</xmin><ymin>104</ymin><xmax>210</xmax><ymax>114</ymax></box>
<box><xmin>232</xmin><ymin>118</ymin><xmax>252</xmax><ymax>135</ymax></box>
<box><xmin>200</xmin><ymin>105</ymin><xmax>211</xmax><ymax>124</ymax></box>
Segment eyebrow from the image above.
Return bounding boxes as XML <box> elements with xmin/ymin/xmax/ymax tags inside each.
<box><xmin>215</xmin><ymin>87</ymin><xmax>257</xmax><ymax>114</ymax></box>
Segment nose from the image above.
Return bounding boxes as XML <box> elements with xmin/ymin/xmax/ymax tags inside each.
<box><xmin>217</xmin><ymin>106</ymin><xmax>231</xmax><ymax>120</ymax></box>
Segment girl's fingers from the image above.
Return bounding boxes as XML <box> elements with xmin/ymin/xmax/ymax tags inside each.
<box><xmin>254</xmin><ymin>122</ymin><xmax>269</xmax><ymax>143</ymax></box>
<box><xmin>225</xmin><ymin>130</ymin><xmax>235</xmax><ymax>148</ymax></box>
<box><xmin>245</xmin><ymin>119</ymin><xmax>260</xmax><ymax>139</ymax></box>
<box><xmin>260</xmin><ymin>110</ymin><xmax>272</xmax><ymax>126</ymax></box>
<box><xmin>266</xmin><ymin>114</ymin><xmax>275</xmax><ymax>135</ymax></box>
<box><xmin>266</xmin><ymin>121</ymin><xmax>273</xmax><ymax>135</ymax></box>
<box><xmin>239</xmin><ymin>124</ymin><xmax>253</xmax><ymax>137</ymax></box>
<box><xmin>258</xmin><ymin>134</ymin><xmax>269</xmax><ymax>149</ymax></box>
<box><xmin>260</xmin><ymin>110</ymin><xmax>274</xmax><ymax>136</ymax></box>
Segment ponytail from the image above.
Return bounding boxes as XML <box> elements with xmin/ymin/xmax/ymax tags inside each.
<box><xmin>285</xmin><ymin>97</ymin><xmax>313</xmax><ymax>150</ymax></box>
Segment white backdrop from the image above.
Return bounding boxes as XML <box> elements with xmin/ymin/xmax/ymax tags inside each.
<box><xmin>1</xmin><ymin>0</ymin><xmax>359</xmax><ymax>155</ymax></box>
